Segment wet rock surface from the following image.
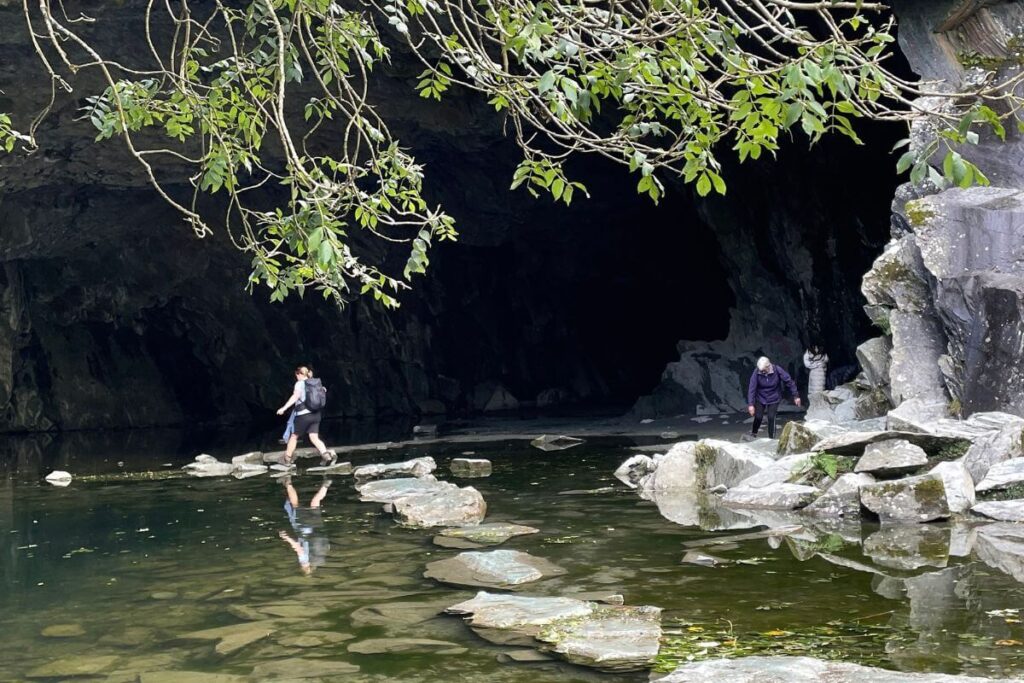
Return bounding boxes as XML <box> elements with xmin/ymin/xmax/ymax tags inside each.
<box><xmin>353</xmin><ymin>456</ymin><xmax>437</xmax><ymax>482</ymax></box>
<box><xmin>860</xmin><ymin>474</ymin><xmax>950</xmax><ymax>523</ymax></box>
<box><xmin>434</xmin><ymin>522</ymin><xmax>539</xmax><ymax>547</ymax></box>
<box><xmin>424</xmin><ymin>549</ymin><xmax>565</xmax><ymax>589</ymax></box>
<box><xmin>449</xmin><ymin>458</ymin><xmax>492</xmax><ymax>477</ymax></box>
<box><xmin>446</xmin><ymin>592</ymin><xmax>661</xmax><ymax>672</ymax></box>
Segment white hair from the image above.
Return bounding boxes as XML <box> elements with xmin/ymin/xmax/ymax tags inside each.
<box><xmin>756</xmin><ymin>357</ymin><xmax>771</xmax><ymax>371</ymax></box>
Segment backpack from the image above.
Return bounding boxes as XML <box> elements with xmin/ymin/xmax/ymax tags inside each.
<box><xmin>303</xmin><ymin>377</ymin><xmax>327</xmax><ymax>411</ymax></box>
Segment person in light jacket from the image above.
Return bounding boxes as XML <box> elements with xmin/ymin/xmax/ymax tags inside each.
<box><xmin>747</xmin><ymin>356</ymin><xmax>801</xmax><ymax>439</ymax></box>
<box><xmin>803</xmin><ymin>345</ymin><xmax>829</xmax><ymax>396</ymax></box>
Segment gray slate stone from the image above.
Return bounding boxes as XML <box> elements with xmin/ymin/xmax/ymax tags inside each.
<box><xmin>802</xmin><ymin>472</ymin><xmax>875</xmax><ymax>517</ymax></box>
<box><xmin>972</xmin><ymin>500</ymin><xmax>1024</xmax><ymax>522</ymax></box>
<box><xmin>639</xmin><ymin>440</ymin><xmax>773</xmax><ymax>493</ymax></box>
<box><xmin>860</xmin><ymin>474</ymin><xmax>950</xmax><ymax>523</ymax></box>
<box><xmin>975</xmin><ymin>523</ymin><xmax>1024</xmax><ymax>583</ymax></box>
<box><xmin>658</xmin><ymin>655</ymin><xmax>1005</xmax><ymax>682</ymax></box>
<box><xmin>392</xmin><ymin>484</ymin><xmax>487</xmax><ymax>528</ymax></box>
<box><xmin>435</xmin><ymin>522</ymin><xmax>539</xmax><ymax>546</ymax></box>
<box><xmin>962</xmin><ymin>413</ymin><xmax>1024</xmax><ymax>482</ymax></box>
<box><xmin>356</xmin><ymin>476</ymin><xmax>447</xmax><ymax>503</ymax></box>
<box><xmin>450</xmin><ymin>458</ymin><xmax>492</xmax><ymax>477</ymax></box>
<box><xmin>976</xmin><ymin>457</ymin><xmax>1024</xmax><ymax>492</ymax></box>
<box><xmin>854</xmin><ymin>439</ymin><xmax>928</xmax><ymax>475</ymax></box>
<box><xmin>353</xmin><ymin>456</ymin><xmax>436</xmax><ymax>481</ymax></box>
<box><xmin>424</xmin><ymin>549</ymin><xmax>564</xmax><ymax>589</ymax></box>
<box><xmin>721</xmin><ymin>483</ymin><xmax>819</xmax><ymax>510</ymax></box>
<box><xmin>928</xmin><ymin>461</ymin><xmax>975</xmax><ymax>514</ymax></box>
<box><xmin>614</xmin><ymin>454</ymin><xmax>656</xmax><ymax>489</ymax></box>
<box><xmin>856</xmin><ymin>336</ymin><xmax>892</xmax><ymax>396</ymax></box>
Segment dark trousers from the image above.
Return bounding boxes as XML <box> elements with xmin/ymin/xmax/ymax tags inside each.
<box><xmin>752</xmin><ymin>401</ymin><xmax>780</xmax><ymax>438</ymax></box>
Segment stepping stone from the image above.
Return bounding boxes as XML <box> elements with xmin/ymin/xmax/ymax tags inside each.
<box><xmin>347</xmin><ymin>638</ymin><xmax>467</xmax><ymax>655</ymax></box>
<box><xmin>450</xmin><ymin>458</ymin><xmax>492</xmax><ymax>477</ymax></box>
<box><xmin>424</xmin><ymin>549</ymin><xmax>565</xmax><ymax>589</ymax></box>
<box><xmin>26</xmin><ymin>655</ymin><xmax>119</xmax><ymax>679</ymax></box>
<box><xmin>435</xmin><ymin>522</ymin><xmax>539</xmax><ymax>546</ymax></box>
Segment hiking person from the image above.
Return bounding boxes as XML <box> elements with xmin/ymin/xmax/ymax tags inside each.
<box><xmin>278</xmin><ymin>476</ymin><xmax>331</xmax><ymax>575</ymax></box>
<box><xmin>747</xmin><ymin>356</ymin><xmax>801</xmax><ymax>439</ymax></box>
<box><xmin>280</xmin><ymin>367</ymin><xmax>310</xmax><ymax>443</ymax></box>
<box><xmin>803</xmin><ymin>345</ymin><xmax>829</xmax><ymax>396</ymax></box>
<box><xmin>275</xmin><ymin>365</ymin><xmax>335</xmax><ymax>466</ymax></box>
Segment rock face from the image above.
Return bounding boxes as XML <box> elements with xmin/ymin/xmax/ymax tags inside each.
<box><xmin>852</xmin><ymin>1</ymin><xmax>1024</xmax><ymax>427</ymax></box>
<box><xmin>659</xmin><ymin>655</ymin><xmax>1005</xmax><ymax>682</ymax></box>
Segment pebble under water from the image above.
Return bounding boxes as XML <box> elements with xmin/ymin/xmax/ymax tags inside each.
<box><xmin>3</xmin><ymin>434</ymin><xmax>1024</xmax><ymax>682</ymax></box>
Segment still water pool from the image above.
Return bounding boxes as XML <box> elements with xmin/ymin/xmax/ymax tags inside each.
<box><xmin>2</xmin><ymin>433</ymin><xmax>1024</xmax><ymax>681</ymax></box>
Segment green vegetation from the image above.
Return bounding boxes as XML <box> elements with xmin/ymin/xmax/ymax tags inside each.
<box><xmin>3</xmin><ymin>1</ymin><xmax>1023</xmax><ymax>302</ymax></box>
<box><xmin>795</xmin><ymin>453</ymin><xmax>853</xmax><ymax>487</ymax></box>
<box><xmin>904</xmin><ymin>199</ymin><xmax>936</xmax><ymax>228</ymax></box>
<box><xmin>931</xmin><ymin>439</ymin><xmax>971</xmax><ymax>462</ymax></box>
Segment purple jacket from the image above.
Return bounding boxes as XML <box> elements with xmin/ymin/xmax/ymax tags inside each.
<box><xmin>748</xmin><ymin>365</ymin><xmax>799</xmax><ymax>406</ymax></box>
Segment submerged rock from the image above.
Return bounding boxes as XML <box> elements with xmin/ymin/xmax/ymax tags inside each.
<box><xmin>25</xmin><ymin>655</ymin><xmax>120</xmax><ymax>679</ymax></box>
<box><xmin>859</xmin><ymin>473</ymin><xmax>950</xmax><ymax>523</ymax></box>
<box><xmin>681</xmin><ymin>550</ymin><xmax>728</xmax><ymax>567</ymax></box>
<box><xmin>434</xmin><ymin>522</ymin><xmax>539</xmax><ymax>546</ymax></box>
<box><xmin>248</xmin><ymin>659</ymin><xmax>360</xmax><ymax>679</ymax></box>
<box><xmin>40</xmin><ymin>623</ymin><xmax>86</xmax><ymax>637</ymax></box>
<box><xmin>424</xmin><ymin>549</ymin><xmax>565</xmax><ymax>589</ymax></box>
<box><xmin>658</xmin><ymin>655</ymin><xmax>1003</xmax><ymax>682</ymax></box>
<box><xmin>450</xmin><ymin>458</ymin><xmax>492</xmax><ymax>477</ymax></box>
<box><xmin>178</xmin><ymin>620</ymin><xmax>277</xmax><ymax>655</ymax></box>
<box><xmin>347</xmin><ymin>638</ymin><xmax>466</xmax><ymax>655</ymax></box>
<box><xmin>721</xmin><ymin>483</ymin><xmax>819</xmax><ymax>510</ymax></box>
<box><xmin>530</xmin><ymin>435</ymin><xmax>584</xmax><ymax>451</ymax></box>
<box><xmin>854</xmin><ymin>439</ymin><xmax>928</xmax><ymax>476</ymax></box>
<box><xmin>446</xmin><ymin>591</ymin><xmax>660</xmax><ymax>673</ymax></box>
<box><xmin>353</xmin><ymin>456</ymin><xmax>436</xmax><ymax>481</ymax></box>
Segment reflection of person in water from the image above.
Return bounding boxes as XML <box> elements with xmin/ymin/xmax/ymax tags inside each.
<box><xmin>278</xmin><ymin>476</ymin><xmax>331</xmax><ymax>575</ymax></box>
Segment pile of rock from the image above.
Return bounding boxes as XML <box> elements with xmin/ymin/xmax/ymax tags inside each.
<box><xmin>616</xmin><ymin>410</ymin><xmax>1024</xmax><ymax>526</ymax></box>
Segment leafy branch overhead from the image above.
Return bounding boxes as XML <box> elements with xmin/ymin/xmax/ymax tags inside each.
<box><xmin>3</xmin><ymin>1</ymin><xmax>1023</xmax><ymax>304</ymax></box>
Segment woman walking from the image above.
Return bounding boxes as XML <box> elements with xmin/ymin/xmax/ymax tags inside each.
<box><xmin>747</xmin><ymin>356</ymin><xmax>801</xmax><ymax>439</ymax></box>
<box><xmin>276</xmin><ymin>366</ymin><xmax>335</xmax><ymax>466</ymax></box>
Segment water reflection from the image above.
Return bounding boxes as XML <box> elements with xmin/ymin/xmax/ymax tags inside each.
<box><xmin>278</xmin><ymin>476</ymin><xmax>332</xmax><ymax>575</ymax></box>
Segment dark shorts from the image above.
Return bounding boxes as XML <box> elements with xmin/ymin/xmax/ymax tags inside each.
<box><xmin>293</xmin><ymin>411</ymin><xmax>321</xmax><ymax>436</ymax></box>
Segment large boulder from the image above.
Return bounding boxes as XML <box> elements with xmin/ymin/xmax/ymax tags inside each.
<box><xmin>637</xmin><ymin>440</ymin><xmax>773</xmax><ymax>493</ymax></box>
<box><xmin>856</xmin><ymin>336</ymin><xmax>892</xmax><ymax>397</ymax></box>
<box><xmin>859</xmin><ymin>473</ymin><xmax>950</xmax><ymax>523</ymax></box>
<box><xmin>928</xmin><ymin>461</ymin><xmax>975</xmax><ymax>514</ymax></box>
<box><xmin>392</xmin><ymin>485</ymin><xmax>487</xmax><ymax>528</ymax></box>
<box><xmin>734</xmin><ymin>454</ymin><xmax>813</xmax><ymax>489</ymax></box>
<box><xmin>613</xmin><ymin>454</ymin><xmax>656</xmax><ymax>489</ymax></box>
<box><xmin>776</xmin><ymin>420</ymin><xmax>844</xmax><ymax>455</ymax></box>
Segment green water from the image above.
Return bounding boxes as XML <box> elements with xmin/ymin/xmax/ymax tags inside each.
<box><xmin>3</xmin><ymin>434</ymin><xmax>1024</xmax><ymax>681</ymax></box>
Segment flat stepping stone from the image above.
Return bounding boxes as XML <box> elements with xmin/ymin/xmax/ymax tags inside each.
<box><xmin>306</xmin><ymin>462</ymin><xmax>353</xmax><ymax>474</ymax></box>
<box><xmin>347</xmin><ymin>638</ymin><xmax>467</xmax><ymax>655</ymax></box>
<box><xmin>447</xmin><ymin>591</ymin><xmax>661</xmax><ymax>673</ymax></box>
<box><xmin>354</xmin><ymin>456</ymin><xmax>436</xmax><ymax>481</ymax></box>
<box><xmin>249</xmin><ymin>659</ymin><xmax>359</xmax><ymax>678</ymax></box>
<box><xmin>435</xmin><ymin>522</ymin><xmax>539</xmax><ymax>546</ymax></box>
<box><xmin>356</xmin><ymin>477</ymin><xmax>447</xmax><ymax>503</ymax></box>
<box><xmin>40</xmin><ymin>623</ymin><xmax>85</xmax><ymax>637</ymax></box>
<box><xmin>26</xmin><ymin>655</ymin><xmax>119</xmax><ymax>679</ymax></box>
<box><xmin>424</xmin><ymin>549</ymin><xmax>565</xmax><ymax>589</ymax></box>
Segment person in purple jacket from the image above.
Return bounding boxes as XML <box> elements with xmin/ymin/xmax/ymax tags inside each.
<box><xmin>747</xmin><ymin>356</ymin><xmax>801</xmax><ymax>439</ymax></box>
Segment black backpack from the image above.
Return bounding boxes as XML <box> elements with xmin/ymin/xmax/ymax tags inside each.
<box><xmin>303</xmin><ymin>377</ymin><xmax>327</xmax><ymax>411</ymax></box>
